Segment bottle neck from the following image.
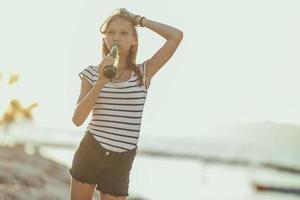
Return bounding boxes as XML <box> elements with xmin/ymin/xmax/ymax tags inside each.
<box><xmin>110</xmin><ymin>48</ymin><xmax>118</xmax><ymax>57</ymax></box>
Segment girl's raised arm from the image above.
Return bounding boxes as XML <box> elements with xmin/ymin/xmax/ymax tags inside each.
<box><xmin>139</xmin><ymin>17</ymin><xmax>183</xmax><ymax>80</ymax></box>
<box><xmin>119</xmin><ymin>8</ymin><xmax>183</xmax><ymax>82</ymax></box>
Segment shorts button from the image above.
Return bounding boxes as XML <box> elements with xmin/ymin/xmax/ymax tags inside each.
<box><xmin>105</xmin><ymin>151</ymin><xmax>110</xmax><ymax>156</ymax></box>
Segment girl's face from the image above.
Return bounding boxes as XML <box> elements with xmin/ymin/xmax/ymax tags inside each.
<box><xmin>104</xmin><ymin>17</ymin><xmax>136</xmax><ymax>55</ymax></box>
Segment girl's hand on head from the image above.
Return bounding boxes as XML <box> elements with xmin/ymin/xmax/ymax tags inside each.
<box><xmin>114</xmin><ymin>8</ymin><xmax>141</xmax><ymax>26</ymax></box>
<box><xmin>97</xmin><ymin>56</ymin><xmax>114</xmax><ymax>83</ymax></box>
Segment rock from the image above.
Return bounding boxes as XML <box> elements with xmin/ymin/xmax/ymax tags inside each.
<box><xmin>0</xmin><ymin>144</ymin><xmax>71</xmax><ymax>199</ymax></box>
<box><xmin>0</xmin><ymin>144</ymin><xmax>147</xmax><ymax>200</ymax></box>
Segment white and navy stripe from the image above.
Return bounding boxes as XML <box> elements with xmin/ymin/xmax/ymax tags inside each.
<box><xmin>79</xmin><ymin>63</ymin><xmax>150</xmax><ymax>152</ymax></box>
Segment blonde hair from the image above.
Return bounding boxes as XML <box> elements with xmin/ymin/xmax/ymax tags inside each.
<box><xmin>100</xmin><ymin>14</ymin><xmax>143</xmax><ymax>86</ymax></box>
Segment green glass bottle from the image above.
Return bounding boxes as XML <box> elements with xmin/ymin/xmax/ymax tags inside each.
<box><xmin>103</xmin><ymin>43</ymin><xmax>119</xmax><ymax>79</ymax></box>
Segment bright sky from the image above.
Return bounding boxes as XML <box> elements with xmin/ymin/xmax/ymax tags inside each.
<box><xmin>1</xmin><ymin>0</ymin><xmax>300</xmax><ymax>138</ymax></box>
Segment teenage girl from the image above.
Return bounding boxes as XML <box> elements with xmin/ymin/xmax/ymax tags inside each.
<box><xmin>69</xmin><ymin>8</ymin><xmax>183</xmax><ymax>200</ymax></box>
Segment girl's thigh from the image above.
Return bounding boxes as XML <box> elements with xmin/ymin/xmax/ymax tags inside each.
<box><xmin>70</xmin><ymin>177</ymin><xmax>96</xmax><ymax>200</ymax></box>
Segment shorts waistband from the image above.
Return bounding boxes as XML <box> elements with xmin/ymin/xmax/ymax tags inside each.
<box><xmin>84</xmin><ymin>131</ymin><xmax>137</xmax><ymax>157</ymax></box>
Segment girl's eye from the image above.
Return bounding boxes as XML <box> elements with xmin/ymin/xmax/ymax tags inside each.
<box><xmin>107</xmin><ymin>31</ymin><xmax>114</xmax><ymax>34</ymax></box>
<box><xmin>121</xmin><ymin>32</ymin><xmax>128</xmax><ymax>35</ymax></box>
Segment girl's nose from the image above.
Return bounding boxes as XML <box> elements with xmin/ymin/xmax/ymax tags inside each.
<box><xmin>112</xmin><ymin>35</ymin><xmax>120</xmax><ymax>42</ymax></box>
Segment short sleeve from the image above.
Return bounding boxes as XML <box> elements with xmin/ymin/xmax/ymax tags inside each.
<box><xmin>79</xmin><ymin>66</ymin><xmax>97</xmax><ymax>85</ymax></box>
<box><xmin>141</xmin><ymin>61</ymin><xmax>151</xmax><ymax>89</ymax></box>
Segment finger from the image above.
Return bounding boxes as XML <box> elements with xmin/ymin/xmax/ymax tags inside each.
<box><xmin>101</xmin><ymin>61</ymin><xmax>114</xmax><ymax>68</ymax></box>
<box><xmin>104</xmin><ymin>56</ymin><xmax>114</xmax><ymax>60</ymax></box>
<box><xmin>103</xmin><ymin>58</ymin><xmax>114</xmax><ymax>63</ymax></box>
<box><xmin>106</xmin><ymin>56</ymin><xmax>114</xmax><ymax>60</ymax></box>
<box><xmin>100</xmin><ymin>60</ymin><xmax>113</xmax><ymax>66</ymax></box>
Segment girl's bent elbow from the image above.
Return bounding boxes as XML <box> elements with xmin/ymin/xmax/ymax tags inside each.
<box><xmin>170</xmin><ymin>30</ymin><xmax>183</xmax><ymax>43</ymax></box>
<box><xmin>72</xmin><ymin>116</ymin><xmax>83</xmax><ymax>127</ymax></box>
<box><xmin>176</xmin><ymin>30</ymin><xmax>183</xmax><ymax>41</ymax></box>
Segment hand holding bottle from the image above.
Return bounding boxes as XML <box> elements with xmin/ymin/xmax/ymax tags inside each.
<box><xmin>103</xmin><ymin>43</ymin><xmax>119</xmax><ymax>79</ymax></box>
<box><xmin>97</xmin><ymin>56</ymin><xmax>115</xmax><ymax>83</ymax></box>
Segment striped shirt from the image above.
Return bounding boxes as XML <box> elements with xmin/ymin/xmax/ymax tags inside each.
<box><xmin>78</xmin><ymin>63</ymin><xmax>150</xmax><ymax>152</ymax></box>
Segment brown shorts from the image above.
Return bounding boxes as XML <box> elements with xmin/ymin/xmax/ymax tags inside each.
<box><xmin>69</xmin><ymin>131</ymin><xmax>137</xmax><ymax>197</ymax></box>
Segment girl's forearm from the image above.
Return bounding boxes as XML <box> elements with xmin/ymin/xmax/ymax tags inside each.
<box><xmin>72</xmin><ymin>80</ymin><xmax>106</xmax><ymax>126</ymax></box>
<box><xmin>141</xmin><ymin>18</ymin><xmax>183</xmax><ymax>40</ymax></box>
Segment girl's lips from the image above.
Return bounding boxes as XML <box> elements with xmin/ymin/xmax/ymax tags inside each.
<box><xmin>111</xmin><ymin>44</ymin><xmax>120</xmax><ymax>49</ymax></box>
